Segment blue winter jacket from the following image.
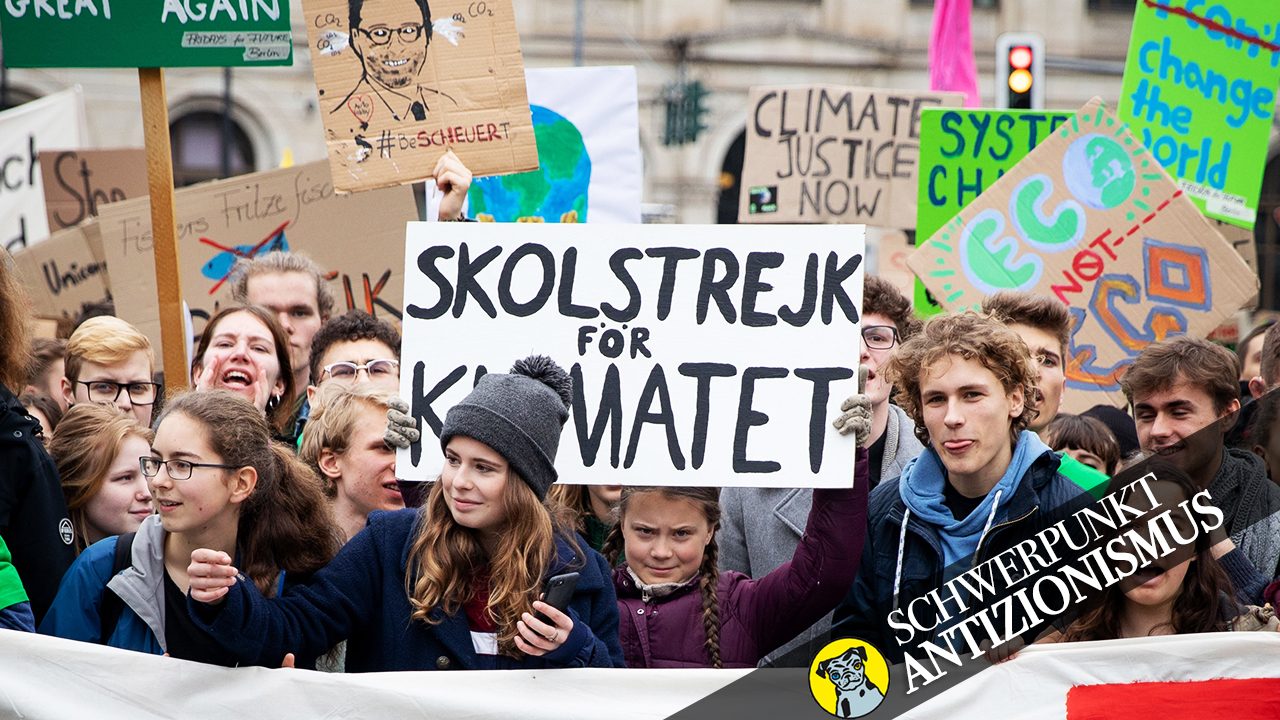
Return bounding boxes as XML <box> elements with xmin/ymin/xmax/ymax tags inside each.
<box><xmin>39</xmin><ymin>529</ymin><xmax>163</xmax><ymax>655</ymax></box>
<box><xmin>188</xmin><ymin>508</ymin><xmax>626</xmax><ymax>671</ymax></box>
<box><xmin>832</xmin><ymin>442</ymin><xmax>1089</xmax><ymax>662</ymax></box>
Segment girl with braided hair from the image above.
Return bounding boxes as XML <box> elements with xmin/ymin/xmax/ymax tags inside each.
<box><xmin>602</xmin><ymin>443</ymin><xmax>870</xmax><ymax>668</ymax></box>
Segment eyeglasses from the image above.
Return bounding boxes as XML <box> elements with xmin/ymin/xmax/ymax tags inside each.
<box><xmin>322</xmin><ymin>359</ymin><xmax>400</xmax><ymax>382</ymax></box>
<box><xmin>139</xmin><ymin>457</ymin><xmax>239</xmax><ymax>481</ymax></box>
<box><xmin>358</xmin><ymin>23</ymin><xmax>424</xmax><ymax>46</ymax></box>
<box><xmin>77</xmin><ymin>380</ymin><xmax>160</xmax><ymax>406</ymax></box>
<box><xmin>862</xmin><ymin>325</ymin><xmax>900</xmax><ymax>350</ymax></box>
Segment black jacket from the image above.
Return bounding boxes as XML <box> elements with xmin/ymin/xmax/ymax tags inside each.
<box><xmin>0</xmin><ymin>384</ymin><xmax>75</xmax><ymax>623</ymax></box>
<box><xmin>833</xmin><ymin>449</ymin><xmax>1088</xmax><ymax>663</ymax></box>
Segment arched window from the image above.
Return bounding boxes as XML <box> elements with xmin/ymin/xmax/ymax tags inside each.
<box><xmin>169</xmin><ymin>111</ymin><xmax>255</xmax><ymax>187</ymax></box>
<box><xmin>716</xmin><ymin>129</ymin><xmax>746</xmax><ymax>224</ymax></box>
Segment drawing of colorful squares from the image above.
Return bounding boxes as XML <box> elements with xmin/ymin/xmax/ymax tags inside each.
<box><xmin>908</xmin><ymin>98</ymin><xmax>1256</xmax><ymax>410</ymax></box>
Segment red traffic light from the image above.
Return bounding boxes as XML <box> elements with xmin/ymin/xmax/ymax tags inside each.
<box><xmin>1009</xmin><ymin>46</ymin><xmax>1033</xmax><ymax>70</ymax></box>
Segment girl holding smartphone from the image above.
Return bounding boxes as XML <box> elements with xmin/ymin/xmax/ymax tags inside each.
<box><xmin>186</xmin><ymin>356</ymin><xmax>624</xmax><ymax>670</ymax></box>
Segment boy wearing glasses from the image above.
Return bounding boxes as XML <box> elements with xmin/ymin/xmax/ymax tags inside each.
<box><xmin>60</xmin><ymin>317</ymin><xmax>158</xmax><ymax>428</ymax></box>
<box><xmin>718</xmin><ymin>276</ymin><xmax>925</xmax><ymax>667</ymax></box>
<box><xmin>289</xmin><ymin>311</ymin><xmax>402</xmax><ymax>447</ymax></box>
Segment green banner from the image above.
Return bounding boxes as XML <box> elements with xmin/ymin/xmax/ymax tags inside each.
<box><xmin>1118</xmin><ymin>0</ymin><xmax>1280</xmax><ymax>228</ymax></box>
<box><xmin>0</xmin><ymin>1</ymin><xmax>293</xmax><ymax>67</ymax></box>
<box><xmin>913</xmin><ymin>108</ymin><xmax>1072</xmax><ymax>317</ymax></box>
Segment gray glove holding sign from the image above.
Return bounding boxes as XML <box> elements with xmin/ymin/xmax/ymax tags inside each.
<box><xmin>385</xmin><ymin>397</ymin><xmax>420</xmax><ymax>449</ymax></box>
<box><xmin>831</xmin><ymin>366</ymin><xmax>873</xmax><ymax>449</ymax></box>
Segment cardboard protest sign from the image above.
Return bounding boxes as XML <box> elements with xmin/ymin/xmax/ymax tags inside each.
<box><xmin>0</xmin><ymin>2</ymin><xmax>292</xmax><ymax>67</ymax></box>
<box><xmin>0</xmin><ymin>89</ymin><xmax>87</xmax><ymax>252</ymax></box>
<box><xmin>909</xmin><ymin>98</ymin><xmax>1258</xmax><ymax>411</ymax></box>
<box><xmin>1213</xmin><ymin>220</ymin><xmax>1259</xmax><ymax>310</ymax></box>
<box><xmin>738</xmin><ymin>86</ymin><xmax>963</xmax><ymax>227</ymax></box>
<box><xmin>11</xmin><ymin>220</ymin><xmax>109</xmax><ymax>322</ymax></box>
<box><xmin>1118</xmin><ymin>0</ymin><xmax>1280</xmax><ymax>228</ymax></box>
<box><xmin>469</xmin><ymin>66</ymin><xmax>641</xmax><ymax>223</ymax></box>
<box><xmin>397</xmin><ymin>223</ymin><xmax>863</xmax><ymax>487</ymax></box>
<box><xmin>869</xmin><ymin>227</ymin><xmax>914</xmax><ymax>302</ymax></box>
<box><xmin>914</xmin><ymin>108</ymin><xmax>1073</xmax><ymax>318</ymax></box>
<box><xmin>40</xmin><ymin>149</ymin><xmax>148</xmax><ymax>232</ymax></box>
<box><xmin>299</xmin><ymin>0</ymin><xmax>538</xmax><ymax>193</ymax></box>
<box><xmin>97</xmin><ymin>161</ymin><xmax>417</xmax><ymax>371</ymax></box>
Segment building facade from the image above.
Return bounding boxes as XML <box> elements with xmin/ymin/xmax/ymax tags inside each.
<box><xmin>5</xmin><ymin>0</ymin><xmax>1280</xmax><ymax>305</ymax></box>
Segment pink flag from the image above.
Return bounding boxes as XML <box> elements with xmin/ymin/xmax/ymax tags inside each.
<box><xmin>929</xmin><ymin>0</ymin><xmax>981</xmax><ymax>107</ymax></box>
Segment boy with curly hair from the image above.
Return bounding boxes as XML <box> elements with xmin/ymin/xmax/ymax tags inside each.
<box><xmin>833</xmin><ymin>311</ymin><xmax>1085</xmax><ymax>662</ymax></box>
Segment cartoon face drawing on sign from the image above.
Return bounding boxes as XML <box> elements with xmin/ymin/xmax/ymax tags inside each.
<box><xmin>336</xmin><ymin>0</ymin><xmax>460</xmax><ymax>125</ymax></box>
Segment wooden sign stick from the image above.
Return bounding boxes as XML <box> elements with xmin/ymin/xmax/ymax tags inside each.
<box><xmin>137</xmin><ymin>68</ymin><xmax>188</xmax><ymax>392</ymax></box>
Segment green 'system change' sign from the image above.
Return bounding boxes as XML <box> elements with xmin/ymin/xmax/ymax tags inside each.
<box><xmin>1118</xmin><ymin>0</ymin><xmax>1280</xmax><ymax>228</ymax></box>
<box><xmin>913</xmin><ymin>108</ymin><xmax>1072</xmax><ymax>317</ymax></box>
<box><xmin>0</xmin><ymin>0</ymin><xmax>293</xmax><ymax>67</ymax></box>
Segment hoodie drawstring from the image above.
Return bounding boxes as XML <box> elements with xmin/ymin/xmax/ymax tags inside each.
<box><xmin>890</xmin><ymin>489</ymin><xmax>1005</xmax><ymax>612</ymax></box>
<box><xmin>975</xmin><ymin>489</ymin><xmax>1003</xmax><ymax>562</ymax></box>
<box><xmin>892</xmin><ymin>508</ymin><xmax>910</xmax><ymax>610</ymax></box>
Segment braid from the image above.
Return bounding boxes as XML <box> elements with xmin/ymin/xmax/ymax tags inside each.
<box><xmin>601</xmin><ymin>522</ymin><xmax>625</xmax><ymax>567</ymax></box>
<box><xmin>699</xmin><ymin>536</ymin><xmax>722</xmax><ymax>669</ymax></box>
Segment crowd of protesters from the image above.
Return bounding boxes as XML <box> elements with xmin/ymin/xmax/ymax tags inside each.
<box><xmin>2</xmin><ymin>215</ymin><xmax>1279</xmax><ymax>673</ymax></box>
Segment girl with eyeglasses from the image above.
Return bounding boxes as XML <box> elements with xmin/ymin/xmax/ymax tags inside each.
<box><xmin>40</xmin><ymin>390</ymin><xmax>338</xmax><ymax>662</ymax></box>
<box><xmin>47</xmin><ymin>404</ymin><xmax>154</xmax><ymax>553</ymax></box>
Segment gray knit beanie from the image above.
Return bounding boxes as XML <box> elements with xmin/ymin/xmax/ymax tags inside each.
<box><xmin>439</xmin><ymin>355</ymin><xmax>573</xmax><ymax>499</ymax></box>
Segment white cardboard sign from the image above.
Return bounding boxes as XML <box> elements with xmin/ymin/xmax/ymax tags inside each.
<box><xmin>0</xmin><ymin>88</ymin><xmax>86</xmax><ymax>251</ymax></box>
<box><xmin>397</xmin><ymin>223</ymin><xmax>864</xmax><ymax>488</ymax></box>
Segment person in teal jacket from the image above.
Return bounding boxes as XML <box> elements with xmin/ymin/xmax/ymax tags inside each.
<box><xmin>40</xmin><ymin>390</ymin><xmax>338</xmax><ymax>662</ymax></box>
<box><xmin>38</xmin><ymin>515</ymin><xmax>165</xmax><ymax>652</ymax></box>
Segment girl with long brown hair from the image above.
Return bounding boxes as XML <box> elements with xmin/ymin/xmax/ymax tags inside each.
<box><xmin>40</xmin><ymin>390</ymin><xmax>339</xmax><ymax>661</ymax></box>
<box><xmin>1045</xmin><ymin>462</ymin><xmax>1278</xmax><ymax>642</ymax></box>
<box><xmin>185</xmin><ymin>356</ymin><xmax>625</xmax><ymax>670</ymax></box>
<box><xmin>48</xmin><ymin>404</ymin><xmax>154</xmax><ymax>553</ymax></box>
<box><xmin>0</xmin><ymin>249</ymin><xmax>73</xmax><ymax>626</ymax></box>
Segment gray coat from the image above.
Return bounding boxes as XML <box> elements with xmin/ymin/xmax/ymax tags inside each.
<box><xmin>107</xmin><ymin>514</ymin><xmax>169</xmax><ymax>652</ymax></box>
<box><xmin>718</xmin><ymin>403</ymin><xmax>924</xmax><ymax>667</ymax></box>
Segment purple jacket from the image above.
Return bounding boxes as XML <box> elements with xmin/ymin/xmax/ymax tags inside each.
<box><xmin>614</xmin><ymin>450</ymin><xmax>869</xmax><ymax>668</ymax></box>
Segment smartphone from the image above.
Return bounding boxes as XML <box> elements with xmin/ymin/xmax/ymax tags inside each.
<box><xmin>533</xmin><ymin>572</ymin><xmax>579</xmax><ymax>625</ymax></box>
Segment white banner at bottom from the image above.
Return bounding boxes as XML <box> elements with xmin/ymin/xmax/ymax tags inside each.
<box><xmin>0</xmin><ymin>630</ymin><xmax>749</xmax><ymax>719</ymax></box>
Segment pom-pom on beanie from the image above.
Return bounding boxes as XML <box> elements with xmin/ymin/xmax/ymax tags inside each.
<box><xmin>440</xmin><ymin>355</ymin><xmax>573</xmax><ymax>499</ymax></box>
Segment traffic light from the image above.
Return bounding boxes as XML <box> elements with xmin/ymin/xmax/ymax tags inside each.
<box><xmin>996</xmin><ymin>33</ymin><xmax>1044</xmax><ymax>110</ymax></box>
<box><xmin>662</xmin><ymin>80</ymin><xmax>711</xmax><ymax>146</ymax></box>
<box><xmin>687</xmin><ymin>81</ymin><xmax>710</xmax><ymax>143</ymax></box>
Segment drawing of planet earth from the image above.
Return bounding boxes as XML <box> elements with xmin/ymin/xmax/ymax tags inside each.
<box><xmin>1062</xmin><ymin>133</ymin><xmax>1134</xmax><ymax>210</ymax></box>
<box><xmin>469</xmin><ymin>105</ymin><xmax>590</xmax><ymax>223</ymax></box>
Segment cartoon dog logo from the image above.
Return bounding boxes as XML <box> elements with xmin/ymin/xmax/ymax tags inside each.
<box><xmin>809</xmin><ymin>640</ymin><xmax>887</xmax><ymax>718</ymax></box>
